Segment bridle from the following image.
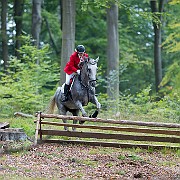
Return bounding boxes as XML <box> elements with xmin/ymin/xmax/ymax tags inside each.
<box><xmin>79</xmin><ymin>60</ymin><xmax>97</xmax><ymax>88</ymax></box>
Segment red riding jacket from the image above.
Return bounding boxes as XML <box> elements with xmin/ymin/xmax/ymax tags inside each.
<box><xmin>64</xmin><ymin>52</ymin><xmax>89</xmax><ymax>75</ymax></box>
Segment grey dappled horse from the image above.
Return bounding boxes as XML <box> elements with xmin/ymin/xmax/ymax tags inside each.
<box><xmin>47</xmin><ymin>57</ymin><xmax>101</xmax><ymax>131</ymax></box>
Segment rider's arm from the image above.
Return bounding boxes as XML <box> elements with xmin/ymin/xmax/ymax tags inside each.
<box><xmin>67</xmin><ymin>55</ymin><xmax>78</xmax><ymax>72</ymax></box>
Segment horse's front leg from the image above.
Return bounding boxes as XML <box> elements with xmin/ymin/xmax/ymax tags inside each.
<box><xmin>74</xmin><ymin>100</ymin><xmax>87</xmax><ymax>124</ymax></box>
<box><xmin>90</xmin><ymin>95</ymin><xmax>101</xmax><ymax>118</ymax></box>
<box><xmin>91</xmin><ymin>95</ymin><xmax>101</xmax><ymax>111</ymax></box>
<box><xmin>74</xmin><ymin>101</ymin><xmax>88</xmax><ymax>117</ymax></box>
<box><xmin>89</xmin><ymin>87</ymin><xmax>101</xmax><ymax>110</ymax></box>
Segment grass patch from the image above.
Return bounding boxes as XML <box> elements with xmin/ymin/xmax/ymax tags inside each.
<box><xmin>127</xmin><ymin>154</ymin><xmax>143</xmax><ymax>161</ymax></box>
<box><xmin>118</xmin><ymin>155</ymin><xmax>126</xmax><ymax>160</ymax></box>
<box><xmin>81</xmin><ymin>158</ymin><xmax>98</xmax><ymax>167</ymax></box>
<box><xmin>0</xmin><ymin>117</ymin><xmax>35</xmax><ymax>138</ymax></box>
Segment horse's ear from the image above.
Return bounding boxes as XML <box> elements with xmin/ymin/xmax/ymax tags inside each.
<box><xmin>95</xmin><ymin>57</ymin><xmax>99</xmax><ymax>63</ymax></box>
<box><xmin>84</xmin><ymin>57</ymin><xmax>89</xmax><ymax>63</ymax></box>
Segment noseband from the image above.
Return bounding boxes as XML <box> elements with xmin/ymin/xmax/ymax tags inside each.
<box><xmin>89</xmin><ymin>79</ymin><xmax>96</xmax><ymax>83</ymax></box>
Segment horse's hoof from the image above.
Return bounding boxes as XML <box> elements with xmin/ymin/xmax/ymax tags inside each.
<box><xmin>90</xmin><ymin>110</ymin><xmax>98</xmax><ymax>118</ymax></box>
<box><xmin>79</xmin><ymin>121</ymin><xmax>85</xmax><ymax>124</ymax></box>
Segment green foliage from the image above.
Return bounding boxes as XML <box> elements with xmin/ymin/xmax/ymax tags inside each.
<box><xmin>0</xmin><ymin>117</ymin><xmax>35</xmax><ymax>138</ymax></box>
<box><xmin>97</xmin><ymin>85</ymin><xmax>180</xmax><ymax>123</ymax></box>
<box><xmin>160</xmin><ymin>1</ymin><xmax>180</xmax><ymax>101</ymax></box>
<box><xmin>0</xmin><ymin>0</ymin><xmax>179</xmax><ymax>125</ymax></box>
<box><xmin>81</xmin><ymin>0</ymin><xmax>121</xmax><ymax>11</ymax></box>
<box><xmin>163</xmin><ymin>23</ymin><xmax>180</xmax><ymax>53</ymax></box>
<box><xmin>160</xmin><ymin>61</ymin><xmax>180</xmax><ymax>94</ymax></box>
<box><xmin>0</xmin><ymin>38</ymin><xmax>59</xmax><ymax>117</ymax></box>
<box><xmin>41</xmin><ymin>8</ymin><xmax>62</xmax><ymax>54</ymax></box>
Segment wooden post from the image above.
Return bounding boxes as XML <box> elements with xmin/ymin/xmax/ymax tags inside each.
<box><xmin>34</xmin><ymin>111</ymin><xmax>41</xmax><ymax>146</ymax></box>
<box><xmin>39</xmin><ymin>116</ymin><xmax>42</xmax><ymax>141</ymax></box>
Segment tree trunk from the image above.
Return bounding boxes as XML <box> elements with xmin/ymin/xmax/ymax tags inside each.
<box><xmin>14</xmin><ymin>0</ymin><xmax>24</xmax><ymax>58</ymax></box>
<box><xmin>31</xmin><ymin>0</ymin><xmax>42</xmax><ymax>49</ymax></box>
<box><xmin>14</xmin><ymin>0</ymin><xmax>24</xmax><ymax>59</ymax></box>
<box><xmin>150</xmin><ymin>0</ymin><xmax>166</xmax><ymax>92</ymax></box>
<box><xmin>1</xmin><ymin>0</ymin><xmax>8</xmax><ymax>73</ymax></box>
<box><xmin>107</xmin><ymin>3</ymin><xmax>119</xmax><ymax>100</ymax></box>
<box><xmin>60</xmin><ymin>0</ymin><xmax>75</xmax><ymax>85</ymax></box>
<box><xmin>59</xmin><ymin>0</ymin><xmax>63</xmax><ymax>30</ymax></box>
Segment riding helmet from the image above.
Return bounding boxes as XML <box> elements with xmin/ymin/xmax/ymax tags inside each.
<box><xmin>76</xmin><ymin>45</ymin><xmax>85</xmax><ymax>53</ymax></box>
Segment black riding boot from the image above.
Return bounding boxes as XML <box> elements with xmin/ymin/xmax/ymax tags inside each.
<box><xmin>61</xmin><ymin>84</ymin><xmax>70</xmax><ymax>102</ymax></box>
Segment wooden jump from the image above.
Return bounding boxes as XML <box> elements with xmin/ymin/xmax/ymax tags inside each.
<box><xmin>34</xmin><ymin>112</ymin><xmax>180</xmax><ymax>149</ymax></box>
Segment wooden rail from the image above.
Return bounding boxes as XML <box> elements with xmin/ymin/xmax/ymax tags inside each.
<box><xmin>34</xmin><ymin>112</ymin><xmax>180</xmax><ymax>149</ymax></box>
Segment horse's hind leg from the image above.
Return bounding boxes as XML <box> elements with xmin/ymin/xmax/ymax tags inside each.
<box><xmin>59</xmin><ymin>105</ymin><xmax>68</xmax><ymax>131</ymax></box>
<box><xmin>72</xmin><ymin>110</ymin><xmax>79</xmax><ymax>131</ymax></box>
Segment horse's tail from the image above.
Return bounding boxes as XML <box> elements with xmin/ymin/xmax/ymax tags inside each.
<box><xmin>44</xmin><ymin>95</ymin><xmax>56</xmax><ymax>114</ymax></box>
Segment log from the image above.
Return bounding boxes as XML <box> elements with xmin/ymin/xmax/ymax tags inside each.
<box><xmin>40</xmin><ymin>129</ymin><xmax>180</xmax><ymax>143</ymax></box>
<box><xmin>39</xmin><ymin>121</ymin><xmax>180</xmax><ymax>136</ymax></box>
<box><xmin>0</xmin><ymin>128</ymin><xmax>27</xmax><ymax>141</ymax></box>
<box><xmin>40</xmin><ymin>139</ymin><xmax>180</xmax><ymax>149</ymax></box>
<box><xmin>0</xmin><ymin>122</ymin><xmax>10</xmax><ymax>129</ymax></box>
<box><xmin>39</xmin><ymin>113</ymin><xmax>180</xmax><ymax>128</ymax></box>
<box><xmin>14</xmin><ymin>112</ymin><xmax>34</xmax><ymax>118</ymax></box>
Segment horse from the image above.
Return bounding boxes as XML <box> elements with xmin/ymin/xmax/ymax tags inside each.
<box><xmin>46</xmin><ymin>57</ymin><xmax>101</xmax><ymax>131</ymax></box>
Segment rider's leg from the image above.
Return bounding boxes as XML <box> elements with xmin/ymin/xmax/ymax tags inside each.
<box><xmin>61</xmin><ymin>73</ymin><xmax>73</xmax><ymax>102</ymax></box>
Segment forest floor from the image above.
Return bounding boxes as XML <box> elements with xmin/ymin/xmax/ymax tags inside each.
<box><xmin>0</xmin><ymin>142</ymin><xmax>179</xmax><ymax>180</ymax></box>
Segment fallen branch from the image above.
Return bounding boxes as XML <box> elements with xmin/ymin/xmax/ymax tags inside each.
<box><xmin>14</xmin><ymin>112</ymin><xmax>34</xmax><ymax>118</ymax></box>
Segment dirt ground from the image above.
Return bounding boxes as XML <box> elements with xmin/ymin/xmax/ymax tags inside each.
<box><xmin>0</xmin><ymin>142</ymin><xmax>180</xmax><ymax>180</ymax></box>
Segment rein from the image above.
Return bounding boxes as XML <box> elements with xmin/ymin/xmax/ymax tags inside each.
<box><xmin>79</xmin><ymin>73</ymin><xmax>90</xmax><ymax>89</ymax></box>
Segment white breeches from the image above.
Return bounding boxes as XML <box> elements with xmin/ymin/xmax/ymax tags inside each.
<box><xmin>65</xmin><ymin>73</ymin><xmax>75</xmax><ymax>85</ymax></box>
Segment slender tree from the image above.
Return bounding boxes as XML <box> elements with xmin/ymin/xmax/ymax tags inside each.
<box><xmin>60</xmin><ymin>0</ymin><xmax>75</xmax><ymax>85</ymax></box>
<box><xmin>150</xmin><ymin>0</ymin><xmax>166</xmax><ymax>92</ymax></box>
<box><xmin>1</xmin><ymin>0</ymin><xmax>8</xmax><ymax>73</ymax></box>
<box><xmin>44</xmin><ymin>17</ymin><xmax>59</xmax><ymax>55</ymax></box>
<box><xmin>14</xmin><ymin>0</ymin><xmax>24</xmax><ymax>58</ymax></box>
<box><xmin>107</xmin><ymin>2</ymin><xmax>119</xmax><ymax>100</ymax></box>
<box><xmin>31</xmin><ymin>0</ymin><xmax>42</xmax><ymax>48</ymax></box>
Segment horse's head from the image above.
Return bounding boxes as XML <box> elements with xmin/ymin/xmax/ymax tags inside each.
<box><xmin>80</xmin><ymin>57</ymin><xmax>99</xmax><ymax>87</ymax></box>
<box><xmin>87</xmin><ymin>57</ymin><xmax>99</xmax><ymax>87</ymax></box>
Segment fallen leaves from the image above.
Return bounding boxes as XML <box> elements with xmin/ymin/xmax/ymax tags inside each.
<box><xmin>0</xmin><ymin>143</ymin><xmax>179</xmax><ymax>179</ymax></box>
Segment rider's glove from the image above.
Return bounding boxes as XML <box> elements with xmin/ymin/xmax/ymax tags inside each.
<box><xmin>76</xmin><ymin>70</ymin><xmax>80</xmax><ymax>75</ymax></box>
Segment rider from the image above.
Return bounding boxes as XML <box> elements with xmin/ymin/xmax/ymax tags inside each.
<box><xmin>62</xmin><ymin>45</ymin><xmax>89</xmax><ymax>102</ymax></box>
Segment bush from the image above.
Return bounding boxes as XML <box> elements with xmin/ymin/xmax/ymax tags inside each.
<box><xmin>97</xmin><ymin>85</ymin><xmax>180</xmax><ymax>123</ymax></box>
<box><xmin>0</xmin><ymin>39</ymin><xmax>59</xmax><ymax>117</ymax></box>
